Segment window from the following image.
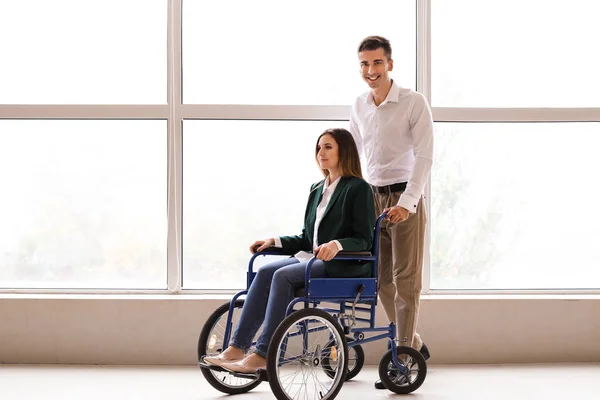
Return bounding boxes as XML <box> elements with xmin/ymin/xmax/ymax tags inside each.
<box><xmin>3</xmin><ymin>1</ymin><xmax>598</xmax><ymax>293</ymax></box>
<box><xmin>430</xmin><ymin>122</ymin><xmax>600</xmax><ymax>289</ymax></box>
<box><xmin>431</xmin><ymin>0</ymin><xmax>600</xmax><ymax>107</ymax></box>
<box><xmin>182</xmin><ymin>0</ymin><xmax>416</xmax><ymax>105</ymax></box>
<box><xmin>183</xmin><ymin>120</ymin><xmax>333</xmax><ymax>289</ymax></box>
<box><xmin>0</xmin><ymin>120</ymin><xmax>167</xmax><ymax>289</ymax></box>
<box><xmin>0</xmin><ymin>0</ymin><xmax>167</xmax><ymax>104</ymax></box>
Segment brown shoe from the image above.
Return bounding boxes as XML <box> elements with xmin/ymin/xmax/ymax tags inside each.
<box><xmin>221</xmin><ymin>361</ymin><xmax>260</xmax><ymax>374</ymax></box>
<box><xmin>203</xmin><ymin>353</ymin><xmax>244</xmax><ymax>368</ymax></box>
<box><xmin>221</xmin><ymin>354</ymin><xmax>266</xmax><ymax>374</ymax></box>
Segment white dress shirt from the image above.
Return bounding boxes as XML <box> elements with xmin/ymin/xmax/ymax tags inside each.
<box><xmin>349</xmin><ymin>81</ymin><xmax>434</xmax><ymax>212</ymax></box>
<box><xmin>273</xmin><ymin>176</ymin><xmax>343</xmax><ymax>261</ymax></box>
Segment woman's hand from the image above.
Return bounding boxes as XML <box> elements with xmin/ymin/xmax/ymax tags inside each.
<box><xmin>250</xmin><ymin>238</ymin><xmax>275</xmax><ymax>254</ymax></box>
<box><xmin>314</xmin><ymin>241</ymin><xmax>340</xmax><ymax>261</ymax></box>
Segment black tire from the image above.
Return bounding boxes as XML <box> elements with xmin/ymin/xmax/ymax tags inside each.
<box><xmin>378</xmin><ymin>346</ymin><xmax>427</xmax><ymax>394</ymax></box>
<box><xmin>197</xmin><ymin>300</ymin><xmax>261</xmax><ymax>394</ymax></box>
<box><xmin>322</xmin><ymin>338</ymin><xmax>365</xmax><ymax>381</ymax></box>
<box><xmin>267</xmin><ymin>308</ymin><xmax>348</xmax><ymax>400</ymax></box>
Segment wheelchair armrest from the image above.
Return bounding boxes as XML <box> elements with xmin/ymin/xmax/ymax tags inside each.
<box><xmin>336</xmin><ymin>251</ymin><xmax>372</xmax><ymax>256</ymax></box>
<box><xmin>330</xmin><ymin>251</ymin><xmax>374</xmax><ymax>262</ymax></box>
<box><xmin>252</xmin><ymin>245</ymin><xmax>296</xmax><ymax>256</ymax></box>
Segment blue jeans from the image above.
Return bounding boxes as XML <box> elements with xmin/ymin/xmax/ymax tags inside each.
<box><xmin>230</xmin><ymin>257</ymin><xmax>327</xmax><ymax>358</ymax></box>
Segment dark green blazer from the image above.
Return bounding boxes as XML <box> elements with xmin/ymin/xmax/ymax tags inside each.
<box><xmin>279</xmin><ymin>176</ymin><xmax>375</xmax><ymax>278</ymax></box>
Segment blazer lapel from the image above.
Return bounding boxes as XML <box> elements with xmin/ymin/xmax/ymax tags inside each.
<box><xmin>321</xmin><ymin>176</ymin><xmax>349</xmax><ymax>222</ymax></box>
<box><xmin>307</xmin><ymin>181</ymin><xmax>325</xmax><ymax>243</ymax></box>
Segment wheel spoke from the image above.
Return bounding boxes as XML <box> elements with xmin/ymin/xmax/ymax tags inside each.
<box><xmin>199</xmin><ymin>302</ymin><xmax>261</xmax><ymax>393</ymax></box>
<box><xmin>272</xmin><ymin>312</ymin><xmax>346</xmax><ymax>400</ymax></box>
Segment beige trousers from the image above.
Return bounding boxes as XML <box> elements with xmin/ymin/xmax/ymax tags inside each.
<box><xmin>374</xmin><ymin>190</ymin><xmax>426</xmax><ymax>350</ymax></box>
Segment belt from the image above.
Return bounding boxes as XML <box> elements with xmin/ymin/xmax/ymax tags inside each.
<box><xmin>370</xmin><ymin>182</ymin><xmax>407</xmax><ymax>194</ymax></box>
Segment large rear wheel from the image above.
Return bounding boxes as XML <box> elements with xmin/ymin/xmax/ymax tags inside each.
<box><xmin>267</xmin><ymin>308</ymin><xmax>348</xmax><ymax>400</ymax></box>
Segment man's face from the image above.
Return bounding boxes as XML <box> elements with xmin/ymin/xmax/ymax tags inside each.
<box><xmin>358</xmin><ymin>48</ymin><xmax>393</xmax><ymax>90</ymax></box>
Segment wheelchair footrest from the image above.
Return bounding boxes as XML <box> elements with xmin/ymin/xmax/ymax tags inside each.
<box><xmin>197</xmin><ymin>360</ymin><xmax>227</xmax><ymax>373</ymax></box>
<box><xmin>232</xmin><ymin>368</ymin><xmax>268</xmax><ymax>382</ymax></box>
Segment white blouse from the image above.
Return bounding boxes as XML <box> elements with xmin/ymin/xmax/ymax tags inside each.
<box><xmin>274</xmin><ymin>176</ymin><xmax>343</xmax><ymax>262</ymax></box>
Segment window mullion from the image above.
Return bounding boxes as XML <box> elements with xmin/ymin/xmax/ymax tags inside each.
<box><xmin>167</xmin><ymin>0</ymin><xmax>183</xmax><ymax>293</ymax></box>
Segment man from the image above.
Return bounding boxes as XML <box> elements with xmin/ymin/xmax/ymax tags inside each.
<box><xmin>349</xmin><ymin>36</ymin><xmax>434</xmax><ymax>389</ymax></box>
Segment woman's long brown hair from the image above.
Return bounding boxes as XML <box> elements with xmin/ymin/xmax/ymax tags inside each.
<box><xmin>315</xmin><ymin>128</ymin><xmax>363</xmax><ymax>179</ymax></box>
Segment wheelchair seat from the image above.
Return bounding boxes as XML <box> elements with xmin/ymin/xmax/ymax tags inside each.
<box><xmin>294</xmin><ymin>287</ymin><xmax>376</xmax><ymax>306</ymax></box>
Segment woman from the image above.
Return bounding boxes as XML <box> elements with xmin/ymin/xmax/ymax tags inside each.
<box><xmin>204</xmin><ymin>128</ymin><xmax>375</xmax><ymax>373</ymax></box>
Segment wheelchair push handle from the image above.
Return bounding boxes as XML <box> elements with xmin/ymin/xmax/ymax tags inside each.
<box><xmin>377</xmin><ymin>211</ymin><xmax>388</xmax><ymax>223</ymax></box>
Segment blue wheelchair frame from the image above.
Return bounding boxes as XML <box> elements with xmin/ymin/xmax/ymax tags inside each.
<box><xmin>220</xmin><ymin>212</ymin><xmax>409</xmax><ymax>375</ymax></box>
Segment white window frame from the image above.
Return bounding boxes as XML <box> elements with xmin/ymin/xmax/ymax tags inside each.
<box><xmin>1</xmin><ymin>0</ymin><xmax>600</xmax><ymax>295</ymax></box>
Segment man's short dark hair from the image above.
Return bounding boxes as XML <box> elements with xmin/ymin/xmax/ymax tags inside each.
<box><xmin>358</xmin><ymin>36</ymin><xmax>392</xmax><ymax>60</ymax></box>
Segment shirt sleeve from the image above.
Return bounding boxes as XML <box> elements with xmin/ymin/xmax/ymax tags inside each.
<box><xmin>349</xmin><ymin>105</ymin><xmax>365</xmax><ymax>158</ymax></box>
<box><xmin>333</xmin><ymin>240</ymin><xmax>343</xmax><ymax>251</ymax></box>
<box><xmin>398</xmin><ymin>93</ymin><xmax>434</xmax><ymax>213</ymax></box>
<box><xmin>273</xmin><ymin>237</ymin><xmax>283</xmax><ymax>248</ymax></box>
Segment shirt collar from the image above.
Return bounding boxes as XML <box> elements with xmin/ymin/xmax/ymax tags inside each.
<box><xmin>323</xmin><ymin>175</ymin><xmax>341</xmax><ymax>192</ymax></box>
<box><xmin>366</xmin><ymin>79</ymin><xmax>400</xmax><ymax>107</ymax></box>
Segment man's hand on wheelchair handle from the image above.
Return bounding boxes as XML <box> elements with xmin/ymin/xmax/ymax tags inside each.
<box><xmin>250</xmin><ymin>238</ymin><xmax>275</xmax><ymax>254</ymax></box>
<box><xmin>383</xmin><ymin>205</ymin><xmax>409</xmax><ymax>224</ymax></box>
<box><xmin>314</xmin><ymin>241</ymin><xmax>340</xmax><ymax>261</ymax></box>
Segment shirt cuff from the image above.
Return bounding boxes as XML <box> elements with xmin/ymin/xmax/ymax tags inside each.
<box><xmin>333</xmin><ymin>240</ymin><xmax>343</xmax><ymax>251</ymax></box>
<box><xmin>273</xmin><ymin>237</ymin><xmax>283</xmax><ymax>248</ymax></box>
<box><xmin>398</xmin><ymin>193</ymin><xmax>419</xmax><ymax>213</ymax></box>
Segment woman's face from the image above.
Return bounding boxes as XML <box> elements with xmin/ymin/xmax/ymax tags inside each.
<box><xmin>317</xmin><ymin>134</ymin><xmax>339</xmax><ymax>171</ymax></box>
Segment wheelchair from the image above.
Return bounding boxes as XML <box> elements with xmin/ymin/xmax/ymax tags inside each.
<box><xmin>197</xmin><ymin>213</ymin><xmax>427</xmax><ymax>399</ymax></box>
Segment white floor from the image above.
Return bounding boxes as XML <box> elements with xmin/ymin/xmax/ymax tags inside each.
<box><xmin>1</xmin><ymin>363</ymin><xmax>600</xmax><ymax>400</ymax></box>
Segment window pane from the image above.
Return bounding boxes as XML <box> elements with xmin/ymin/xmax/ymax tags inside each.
<box><xmin>0</xmin><ymin>121</ymin><xmax>167</xmax><ymax>289</ymax></box>
<box><xmin>183</xmin><ymin>120</ymin><xmax>337</xmax><ymax>289</ymax></box>
<box><xmin>182</xmin><ymin>0</ymin><xmax>416</xmax><ymax>105</ymax></box>
<box><xmin>431</xmin><ymin>123</ymin><xmax>600</xmax><ymax>289</ymax></box>
<box><xmin>432</xmin><ymin>0</ymin><xmax>600</xmax><ymax>107</ymax></box>
<box><xmin>0</xmin><ymin>0</ymin><xmax>167</xmax><ymax>104</ymax></box>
